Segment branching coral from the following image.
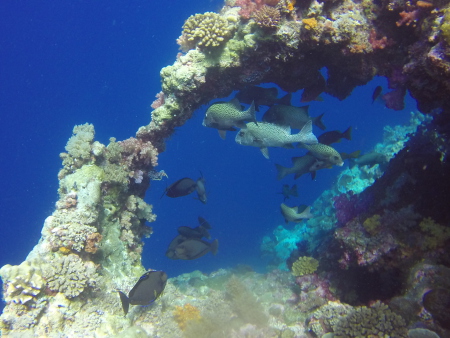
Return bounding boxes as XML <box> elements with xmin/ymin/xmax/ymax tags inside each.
<box><xmin>43</xmin><ymin>254</ymin><xmax>98</xmax><ymax>298</ymax></box>
<box><xmin>291</xmin><ymin>256</ymin><xmax>319</xmax><ymax>276</ymax></box>
<box><xmin>333</xmin><ymin>301</ymin><xmax>407</xmax><ymax>337</ymax></box>
<box><xmin>252</xmin><ymin>5</ymin><xmax>281</xmax><ymax>29</ymax></box>
<box><xmin>173</xmin><ymin>303</ymin><xmax>201</xmax><ymax>330</ymax></box>
<box><xmin>65</xmin><ymin>123</ymin><xmax>95</xmax><ymax>161</ymax></box>
<box><xmin>178</xmin><ymin>12</ymin><xmax>235</xmax><ymax>51</ymax></box>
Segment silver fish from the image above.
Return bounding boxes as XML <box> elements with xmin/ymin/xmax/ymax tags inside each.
<box><xmin>280</xmin><ymin>203</ymin><xmax>313</xmax><ymax>223</ymax></box>
<box><xmin>235</xmin><ymin>120</ymin><xmax>318</xmax><ymax>159</ymax></box>
<box><xmin>203</xmin><ymin>99</ymin><xmax>256</xmax><ymax>139</ymax></box>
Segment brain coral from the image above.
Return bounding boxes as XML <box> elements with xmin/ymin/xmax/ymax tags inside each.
<box><xmin>178</xmin><ymin>12</ymin><xmax>235</xmax><ymax>51</ymax></box>
<box><xmin>291</xmin><ymin>256</ymin><xmax>319</xmax><ymax>276</ymax></box>
<box><xmin>43</xmin><ymin>254</ymin><xmax>98</xmax><ymax>298</ymax></box>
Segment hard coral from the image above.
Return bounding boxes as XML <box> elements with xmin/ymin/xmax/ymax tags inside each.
<box><xmin>291</xmin><ymin>256</ymin><xmax>319</xmax><ymax>276</ymax></box>
<box><xmin>253</xmin><ymin>5</ymin><xmax>281</xmax><ymax>29</ymax></box>
<box><xmin>173</xmin><ymin>303</ymin><xmax>201</xmax><ymax>330</ymax></box>
<box><xmin>178</xmin><ymin>12</ymin><xmax>235</xmax><ymax>52</ymax></box>
<box><xmin>333</xmin><ymin>301</ymin><xmax>407</xmax><ymax>337</ymax></box>
<box><xmin>43</xmin><ymin>254</ymin><xmax>98</xmax><ymax>298</ymax></box>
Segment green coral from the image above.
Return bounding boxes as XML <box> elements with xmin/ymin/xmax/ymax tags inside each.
<box><xmin>180</xmin><ymin>12</ymin><xmax>235</xmax><ymax>51</ymax></box>
<box><xmin>441</xmin><ymin>8</ymin><xmax>450</xmax><ymax>45</ymax></box>
<box><xmin>291</xmin><ymin>256</ymin><xmax>319</xmax><ymax>276</ymax></box>
<box><xmin>363</xmin><ymin>214</ymin><xmax>381</xmax><ymax>235</ymax></box>
<box><xmin>419</xmin><ymin>217</ymin><xmax>450</xmax><ymax>249</ymax></box>
<box><xmin>65</xmin><ymin>123</ymin><xmax>95</xmax><ymax>160</ymax></box>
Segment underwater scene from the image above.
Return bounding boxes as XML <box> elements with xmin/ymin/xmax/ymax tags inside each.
<box><xmin>1</xmin><ymin>0</ymin><xmax>450</xmax><ymax>337</ymax></box>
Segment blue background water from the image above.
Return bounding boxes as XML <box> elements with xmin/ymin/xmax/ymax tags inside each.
<box><xmin>0</xmin><ymin>1</ymin><xmax>416</xmax><ymax>312</ymax></box>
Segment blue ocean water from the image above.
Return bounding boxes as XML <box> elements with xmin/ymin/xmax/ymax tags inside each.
<box><xmin>0</xmin><ymin>0</ymin><xmax>416</xmax><ymax>312</ymax></box>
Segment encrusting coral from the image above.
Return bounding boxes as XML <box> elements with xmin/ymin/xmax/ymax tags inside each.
<box><xmin>173</xmin><ymin>303</ymin><xmax>201</xmax><ymax>330</ymax></box>
<box><xmin>291</xmin><ymin>256</ymin><xmax>319</xmax><ymax>276</ymax></box>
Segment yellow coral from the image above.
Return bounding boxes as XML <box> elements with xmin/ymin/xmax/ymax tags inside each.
<box><xmin>173</xmin><ymin>303</ymin><xmax>202</xmax><ymax>330</ymax></box>
<box><xmin>291</xmin><ymin>256</ymin><xmax>319</xmax><ymax>276</ymax></box>
<box><xmin>363</xmin><ymin>214</ymin><xmax>381</xmax><ymax>236</ymax></box>
<box><xmin>287</xmin><ymin>0</ymin><xmax>296</xmax><ymax>11</ymax></box>
<box><xmin>419</xmin><ymin>217</ymin><xmax>450</xmax><ymax>249</ymax></box>
<box><xmin>302</xmin><ymin>18</ymin><xmax>317</xmax><ymax>30</ymax></box>
<box><xmin>59</xmin><ymin>246</ymin><xmax>71</xmax><ymax>255</ymax></box>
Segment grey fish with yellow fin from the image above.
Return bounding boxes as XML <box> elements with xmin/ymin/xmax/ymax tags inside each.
<box><xmin>275</xmin><ymin>154</ymin><xmax>317</xmax><ymax>180</ymax></box>
<box><xmin>203</xmin><ymin>99</ymin><xmax>256</xmax><ymax>139</ymax></box>
<box><xmin>349</xmin><ymin>152</ymin><xmax>388</xmax><ymax>169</ymax></box>
<box><xmin>301</xmin><ymin>143</ymin><xmax>344</xmax><ymax>166</ymax></box>
<box><xmin>174</xmin><ymin>238</ymin><xmax>219</xmax><ymax>260</ymax></box>
<box><xmin>263</xmin><ymin>104</ymin><xmax>326</xmax><ymax>130</ymax></box>
<box><xmin>318</xmin><ymin>127</ymin><xmax>352</xmax><ymax>145</ymax></box>
<box><xmin>235</xmin><ymin>120</ymin><xmax>318</xmax><ymax>159</ymax></box>
<box><xmin>117</xmin><ymin>270</ymin><xmax>167</xmax><ymax>315</ymax></box>
<box><xmin>162</xmin><ymin>177</ymin><xmax>197</xmax><ymax>198</ymax></box>
<box><xmin>280</xmin><ymin>203</ymin><xmax>313</xmax><ymax>223</ymax></box>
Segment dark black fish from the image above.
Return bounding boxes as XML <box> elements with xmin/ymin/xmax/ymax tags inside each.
<box><xmin>301</xmin><ymin>73</ymin><xmax>326</xmax><ymax>102</ymax></box>
<box><xmin>372</xmin><ymin>86</ymin><xmax>382</xmax><ymax>104</ymax></box>
<box><xmin>177</xmin><ymin>225</ymin><xmax>211</xmax><ymax>240</ymax></box>
<box><xmin>235</xmin><ymin>86</ymin><xmax>279</xmax><ymax>111</ymax></box>
<box><xmin>118</xmin><ymin>270</ymin><xmax>167</xmax><ymax>315</ymax></box>
<box><xmin>166</xmin><ymin>235</ymin><xmax>187</xmax><ymax>259</ymax></box>
<box><xmin>318</xmin><ymin>127</ymin><xmax>352</xmax><ymax>145</ymax></box>
<box><xmin>174</xmin><ymin>238</ymin><xmax>219</xmax><ymax>260</ymax></box>
<box><xmin>279</xmin><ymin>184</ymin><xmax>298</xmax><ymax>201</ymax></box>
<box><xmin>263</xmin><ymin>104</ymin><xmax>326</xmax><ymax>130</ymax></box>
<box><xmin>162</xmin><ymin>177</ymin><xmax>197</xmax><ymax>198</ymax></box>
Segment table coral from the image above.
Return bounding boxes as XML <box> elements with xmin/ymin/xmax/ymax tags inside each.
<box><xmin>291</xmin><ymin>256</ymin><xmax>319</xmax><ymax>276</ymax></box>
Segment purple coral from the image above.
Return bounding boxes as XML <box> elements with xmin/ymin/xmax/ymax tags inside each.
<box><xmin>333</xmin><ymin>191</ymin><xmax>365</xmax><ymax>225</ymax></box>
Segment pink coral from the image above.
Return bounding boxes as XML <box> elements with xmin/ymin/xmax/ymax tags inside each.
<box><xmin>369</xmin><ymin>29</ymin><xmax>394</xmax><ymax>50</ymax></box>
<box><xmin>396</xmin><ymin>10</ymin><xmax>420</xmax><ymax>27</ymax></box>
<box><xmin>119</xmin><ymin>137</ymin><xmax>159</xmax><ymax>168</ymax></box>
<box><xmin>151</xmin><ymin>91</ymin><xmax>165</xmax><ymax>109</ymax></box>
<box><xmin>236</xmin><ymin>0</ymin><xmax>264</xmax><ymax>19</ymax></box>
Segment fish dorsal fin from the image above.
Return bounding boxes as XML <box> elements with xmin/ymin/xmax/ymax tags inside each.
<box><xmin>229</xmin><ymin>98</ymin><xmax>241</xmax><ymax>109</ymax></box>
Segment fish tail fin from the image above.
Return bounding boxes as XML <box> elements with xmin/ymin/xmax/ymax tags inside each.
<box><xmin>211</xmin><ymin>239</ymin><xmax>219</xmax><ymax>255</ymax></box>
<box><xmin>296</xmin><ymin>120</ymin><xmax>318</xmax><ymax>145</ymax></box>
<box><xmin>291</xmin><ymin>184</ymin><xmax>298</xmax><ymax>197</ymax></box>
<box><xmin>349</xmin><ymin>150</ymin><xmax>361</xmax><ymax>159</ymax></box>
<box><xmin>300</xmin><ymin>206</ymin><xmax>313</xmax><ymax>219</ymax></box>
<box><xmin>275</xmin><ymin>163</ymin><xmax>288</xmax><ymax>180</ymax></box>
<box><xmin>198</xmin><ymin>216</ymin><xmax>212</xmax><ymax>229</ymax></box>
<box><xmin>118</xmin><ymin>291</ymin><xmax>130</xmax><ymax>316</ymax></box>
<box><xmin>247</xmin><ymin>101</ymin><xmax>257</xmax><ymax>125</ymax></box>
<box><xmin>342</xmin><ymin>126</ymin><xmax>352</xmax><ymax>141</ymax></box>
<box><xmin>313</xmin><ymin>113</ymin><xmax>326</xmax><ymax>130</ymax></box>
